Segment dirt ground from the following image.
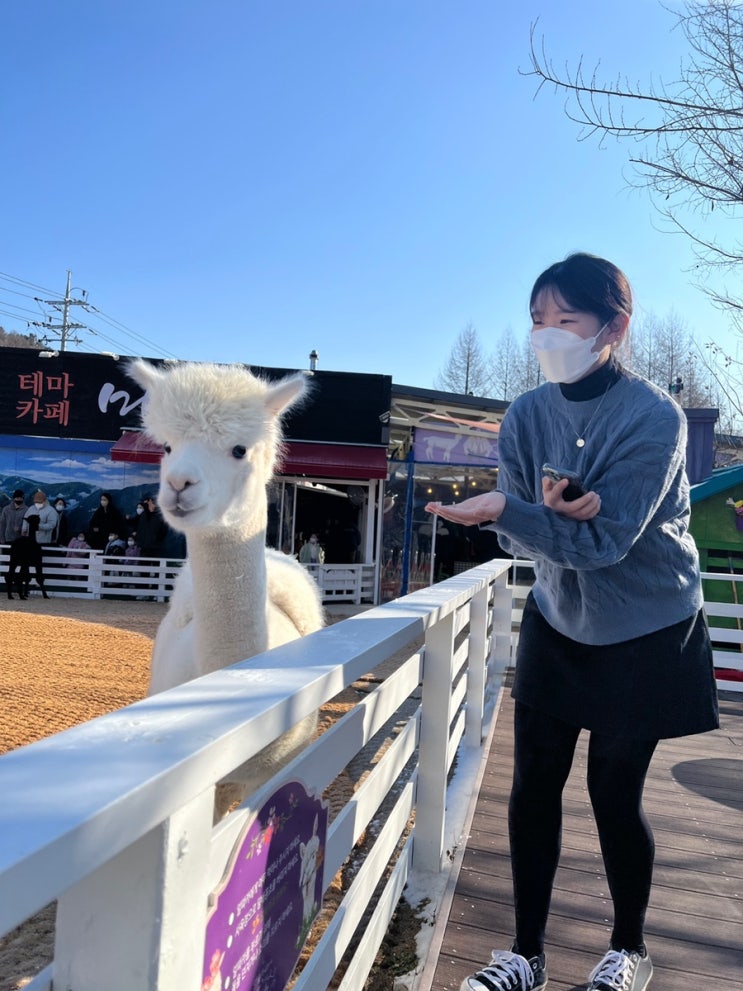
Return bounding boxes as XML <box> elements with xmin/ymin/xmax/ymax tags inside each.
<box><xmin>0</xmin><ymin>593</ymin><xmax>419</xmax><ymax>991</ymax></box>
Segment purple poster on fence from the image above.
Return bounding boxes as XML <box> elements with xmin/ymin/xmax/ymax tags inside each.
<box><xmin>202</xmin><ymin>781</ymin><xmax>328</xmax><ymax>991</ymax></box>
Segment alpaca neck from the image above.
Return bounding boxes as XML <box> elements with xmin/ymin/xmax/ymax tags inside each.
<box><xmin>187</xmin><ymin>523</ymin><xmax>269</xmax><ymax>675</ymax></box>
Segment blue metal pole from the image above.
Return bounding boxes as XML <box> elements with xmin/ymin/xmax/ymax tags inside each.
<box><xmin>400</xmin><ymin>447</ymin><xmax>415</xmax><ymax>597</ymax></box>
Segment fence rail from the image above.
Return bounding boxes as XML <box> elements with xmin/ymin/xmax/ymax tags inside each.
<box><xmin>700</xmin><ymin>570</ymin><xmax>743</xmax><ymax>692</ymax></box>
<box><xmin>0</xmin><ymin>558</ymin><xmax>516</xmax><ymax>991</ymax></box>
<box><xmin>0</xmin><ymin>546</ymin><xmax>376</xmax><ymax>604</ymax></box>
<box><xmin>2</xmin><ymin>559</ymin><xmax>739</xmax><ymax>991</ymax></box>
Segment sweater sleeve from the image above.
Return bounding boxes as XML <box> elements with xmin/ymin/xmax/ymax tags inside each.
<box><xmin>490</xmin><ymin>385</ymin><xmax>689</xmax><ymax>572</ymax></box>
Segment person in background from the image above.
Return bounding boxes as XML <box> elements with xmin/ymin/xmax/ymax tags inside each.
<box><xmin>125</xmin><ymin>535</ymin><xmax>141</xmax><ymax>559</ymax></box>
<box><xmin>426</xmin><ymin>253</ymin><xmax>719</xmax><ymax>991</ymax></box>
<box><xmin>122</xmin><ymin>535</ymin><xmax>142</xmax><ymax>588</ymax></box>
<box><xmin>53</xmin><ymin>497</ymin><xmax>69</xmax><ymax>547</ymax></box>
<box><xmin>125</xmin><ymin>500</ymin><xmax>146</xmax><ymax>537</ymax></box>
<box><xmin>104</xmin><ymin>531</ymin><xmax>126</xmax><ymax>557</ymax></box>
<box><xmin>23</xmin><ymin>491</ymin><xmax>58</xmax><ymax>545</ymax></box>
<box><xmin>299</xmin><ymin>532</ymin><xmax>325</xmax><ymax>565</ymax></box>
<box><xmin>0</xmin><ymin>490</ymin><xmax>27</xmax><ymax>544</ymax></box>
<box><xmin>87</xmin><ymin>492</ymin><xmax>125</xmax><ymax>551</ymax></box>
<box><xmin>135</xmin><ymin>494</ymin><xmax>169</xmax><ymax>598</ymax></box>
<box><xmin>65</xmin><ymin>531</ymin><xmax>91</xmax><ymax>570</ymax></box>
<box><xmin>135</xmin><ymin>494</ymin><xmax>168</xmax><ymax>557</ymax></box>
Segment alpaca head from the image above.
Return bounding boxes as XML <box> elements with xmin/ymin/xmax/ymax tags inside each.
<box><xmin>128</xmin><ymin>360</ymin><xmax>309</xmax><ymax>534</ymax></box>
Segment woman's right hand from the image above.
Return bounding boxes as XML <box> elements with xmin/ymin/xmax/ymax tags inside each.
<box><xmin>425</xmin><ymin>491</ymin><xmax>505</xmax><ymax>526</ymax></box>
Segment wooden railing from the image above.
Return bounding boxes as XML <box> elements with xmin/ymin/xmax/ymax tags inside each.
<box><xmin>0</xmin><ymin>559</ymin><xmax>516</xmax><ymax>991</ymax></box>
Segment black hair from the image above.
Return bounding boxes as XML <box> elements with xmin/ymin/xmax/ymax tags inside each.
<box><xmin>530</xmin><ymin>253</ymin><xmax>633</xmax><ymax>325</ymax></box>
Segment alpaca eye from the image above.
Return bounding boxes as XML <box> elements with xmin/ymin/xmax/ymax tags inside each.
<box><xmin>232</xmin><ymin>445</ymin><xmax>247</xmax><ymax>459</ymax></box>
<box><xmin>163</xmin><ymin>443</ymin><xmax>172</xmax><ymax>455</ymax></box>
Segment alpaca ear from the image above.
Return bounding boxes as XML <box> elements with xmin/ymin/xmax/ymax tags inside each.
<box><xmin>127</xmin><ymin>358</ymin><xmax>166</xmax><ymax>393</ymax></box>
<box><xmin>264</xmin><ymin>374</ymin><xmax>309</xmax><ymax>419</ymax></box>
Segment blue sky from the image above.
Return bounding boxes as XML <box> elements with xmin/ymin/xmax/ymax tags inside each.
<box><xmin>2</xmin><ymin>1</ymin><xmax>738</xmax><ymax>388</ymax></box>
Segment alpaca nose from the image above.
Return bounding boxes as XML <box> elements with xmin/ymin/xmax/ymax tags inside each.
<box><xmin>165</xmin><ymin>472</ymin><xmax>196</xmax><ymax>494</ymax></box>
<box><xmin>163</xmin><ymin>461</ymin><xmax>202</xmax><ymax>494</ymax></box>
<box><xmin>162</xmin><ymin>446</ymin><xmax>205</xmax><ymax>495</ymax></box>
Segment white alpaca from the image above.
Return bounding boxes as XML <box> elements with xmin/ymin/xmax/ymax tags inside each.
<box><xmin>128</xmin><ymin>359</ymin><xmax>324</xmax><ymax>816</ymax></box>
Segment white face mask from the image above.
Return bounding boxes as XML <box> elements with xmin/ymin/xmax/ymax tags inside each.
<box><xmin>531</xmin><ymin>323</ymin><xmax>609</xmax><ymax>384</ymax></box>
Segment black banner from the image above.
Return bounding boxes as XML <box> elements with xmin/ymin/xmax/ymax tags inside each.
<box><xmin>0</xmin><ymin>348</ymin><xmax>391</xmax><ymax>445</ymax></box>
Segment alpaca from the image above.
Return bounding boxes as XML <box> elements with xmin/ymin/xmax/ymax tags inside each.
<box><xmin>6</xmin><ymin>514</ymin><xmax>49</xmax><ymax>600</ymax></box>
<box><xmin>128</xmin><ymin>359</ymin><xmax>324</xmax><ymax>816</ymax></box>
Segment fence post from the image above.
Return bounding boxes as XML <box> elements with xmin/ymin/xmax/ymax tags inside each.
<box><xmin>88</xmin><ymin>551</ymin><xmax>103</xmax><ymax>598</ymax></box>
<box><xmin>54</xmin><ymin>788</ymin><xmax>214</xmax><ymax>991</ymax></box>
<box><xmin>415</xmin><ymin>608</ymin><xmax>455</xmax><ymax>873</ymax></box>
<box><xmin>465</xmin><ymin>582</ymin><xmax>489</xmax><ymax>746</ymax></box>
<box><xmin>491</xmin><ymin>569</ymin><xmax>514</xmax><ymax>671</ymax></box>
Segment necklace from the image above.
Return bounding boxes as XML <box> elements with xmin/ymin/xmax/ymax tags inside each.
<box><xmin>571</xmin><ymin>385</ymin><xmax>612</xmax><ymax>448</ymax></box>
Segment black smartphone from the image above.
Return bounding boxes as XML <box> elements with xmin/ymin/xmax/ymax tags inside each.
<box><xmin>542</xmin><ymin>463</ymin><xmax>586</xmax><ymax>501</ymax></box>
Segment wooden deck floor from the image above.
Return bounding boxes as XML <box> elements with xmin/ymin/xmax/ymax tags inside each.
<box><xmin>426</xmin><ymin>685</ymin><xmax>743</xmax><ymax>991</ymax></box>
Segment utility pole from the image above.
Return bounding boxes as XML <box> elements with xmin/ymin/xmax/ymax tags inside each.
<box><xmin>31</xmin><ymin>270</ymin><xmax>89</xmax><ymax>351</ymax></box>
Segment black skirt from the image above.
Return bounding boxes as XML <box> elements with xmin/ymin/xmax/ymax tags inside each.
<box><xmin>513</xmin><ymin>593</ymin><xmax>720</xmax><ymax>740</ymax></box>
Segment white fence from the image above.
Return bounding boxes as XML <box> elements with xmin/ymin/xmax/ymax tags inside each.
<box><xmin>701</xmin><ymin>571</ymin><xmax>743</xmax><ymax>692</ymax></box>
<box><xmin>0</xmin><ymin>546</ymin><xmax>377</xmax><ymax>604</ymax></box>
<box><xmin>0</xmin><ymin>558</ymin><xmax>517</xmax><ymax>991</ymax></box>
<box><xmin>297</xmin><ymin>562</ymin><xmax>377</xmax><ymax>603</ymax></box>
<box><xmin>507</xmin><ymin>563</ymin><xmax>743</xmax><ymax>694</ymax></box>
<box><xmin>2</xmin><ymin>559</ymin><xmax>738</xmax><ymax>991</ymax></box>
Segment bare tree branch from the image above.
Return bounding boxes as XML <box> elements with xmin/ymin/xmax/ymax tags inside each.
<box><xmin>526</xmin><ymin>1</ymin><xmax>743</xmax><ymax>303</ymax></box>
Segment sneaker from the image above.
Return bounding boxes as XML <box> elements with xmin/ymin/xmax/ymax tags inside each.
<box><xmin>588</xmin><ymin>949</ymin><xmax>653</xmax><ymax>991</ymax></box>
<box><xmin>460</xmin><ymin>949</ymin><xmax>547</xmax><ymax>991</ymax></box>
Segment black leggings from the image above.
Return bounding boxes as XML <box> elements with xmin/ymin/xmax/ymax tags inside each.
<box><xmin>509</xmin><ymin>701</ymin><xmax>657</xmax><ymax>959</ymax></box>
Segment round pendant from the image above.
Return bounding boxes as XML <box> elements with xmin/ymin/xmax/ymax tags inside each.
<box><xmin>576</xmin><ymin>438</ymin><xmax>585</xmax><ymax>448</ymax></box>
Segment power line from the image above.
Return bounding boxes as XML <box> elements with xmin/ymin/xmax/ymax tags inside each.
<box><xmin>86</xmin><ymin>305</ymin><xmax>180</xmax><ymax>359</ymax></box>
<box><xmin>0</xmin><ymin>268</ymin><xmax>181</xmax><ymax>360</ymax></box>
<box><xmin>0</xmin><ymin>297</ymin><xmax>44</xmax><ymax>318</ymax></box>
<box><xmin>0</xmin><ymin>271</ymin><xmax>59</xmax><ymax>297</ymax></box>
<box><xmin>0</xmin><ymin>307</ymin><xmax>44</xmax><ymax>326</ymax></box>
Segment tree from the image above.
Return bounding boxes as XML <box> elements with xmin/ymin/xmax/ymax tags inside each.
<box><xmin>0</xmin><ymin>325</ymin><xmax>42</xmax><ymax>348</ymax></box>
<box><xmin>630</xmin><ymin>311</ymin><xmax>718</xmax><ymax>409</ymax></box>
<box><xmin>435</xmin><ymin>322</ymin><xmax>493</xmax><ymax>396</ymax></box>
<box><xmin>489</xmin><ymin>330</ymin><xmax>542</xmax><ymax>401</ymax></box>
<box><xmin>526</xmin><ymin>1</ymin><xmax>743</xmax><ymax>317</ymax></box>
<box><xmin>489</xmin><ymin>326</ymin><xmax>521</xmax><ymax>401</ymax></box>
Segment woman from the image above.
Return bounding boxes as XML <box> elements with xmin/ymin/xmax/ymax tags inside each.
<box><xmin>87</xmin><ymin>492</ymin><xmax>124</xmax><ymax>551</ymax></box>
<box><xmin>426</xmin><ymin>253</ymin><xmax>718</xmax><ymax>991</ymax></box>
<box><xmin>135</xmin><ymin>494</ymin><xmax>167</xmax><ymax>557</ymax></box>
<box><xmin>53</xmin><ymin>497</ymin><xmax>69</xmax><ymax>547</ymax></box>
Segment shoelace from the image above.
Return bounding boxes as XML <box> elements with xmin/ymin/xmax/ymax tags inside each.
<box><xmin>589</xmin><ymin>950</ymin><xmax>636</xmax><ymax>990</ymax></box>
<box><xmin>470</xmin><ymin>950</ymin><xmax>535</xmax><ymax>990</ymax></box>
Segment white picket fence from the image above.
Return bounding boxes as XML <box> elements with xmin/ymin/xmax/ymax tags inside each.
<box><xmin>0</xmin><ymin>558</ymin><xmax>517</xmax><ymax>991</ymax></box>
<box><xmin>0</xmin><ymin>546</ymin><xmax>377</xmax><ymax>604</ymax></box>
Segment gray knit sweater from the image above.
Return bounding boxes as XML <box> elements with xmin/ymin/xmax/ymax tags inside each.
<box><xmin>488</xmin><ymin>369</ymin><xmax>703</xmax><ymax>646</ymax></box>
